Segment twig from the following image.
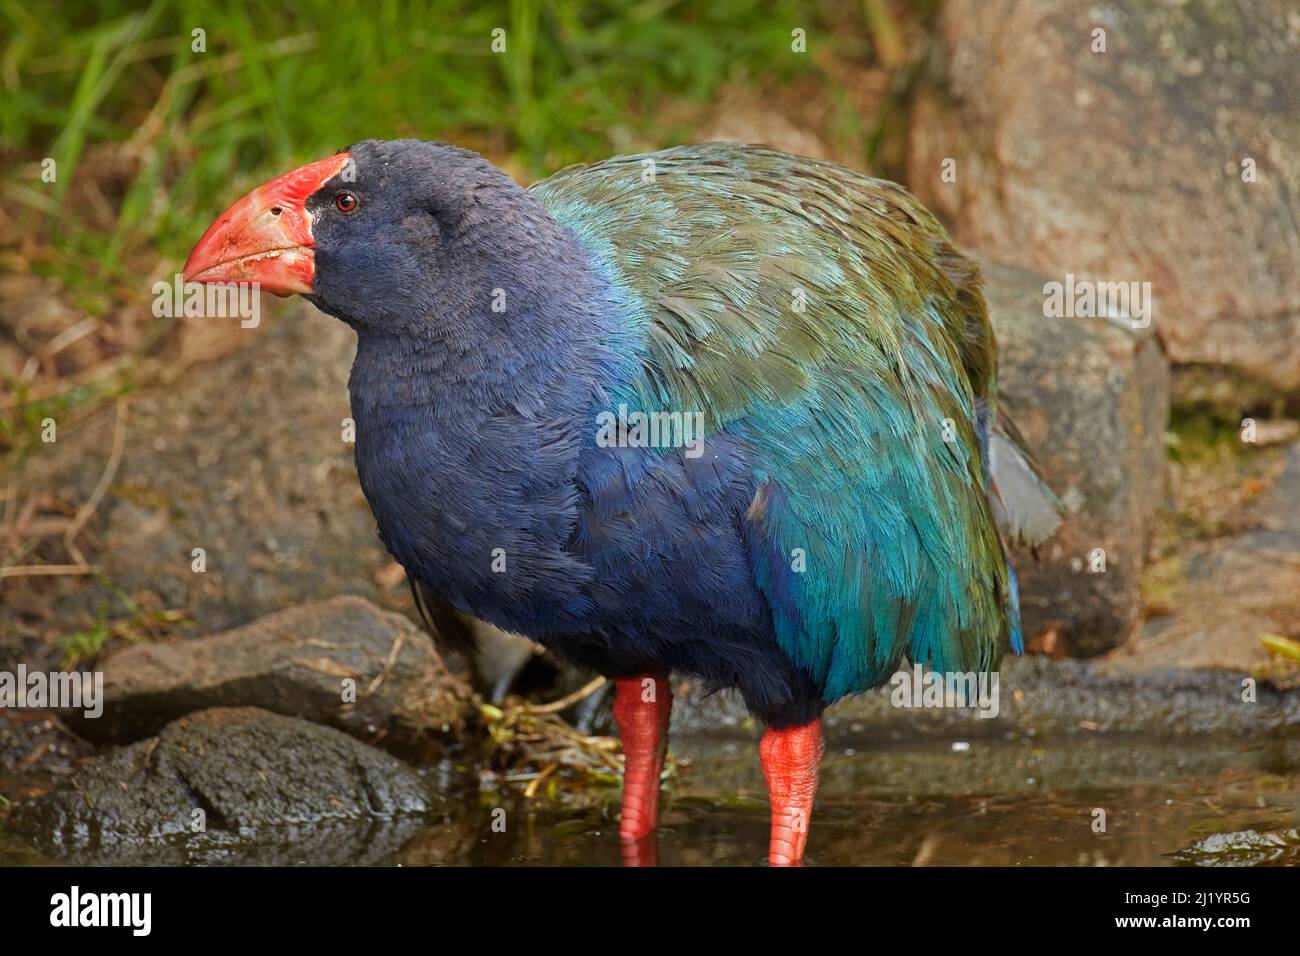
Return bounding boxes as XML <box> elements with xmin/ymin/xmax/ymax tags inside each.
<box><xmin>353</xmin><ymin>633</ymin><xmax>406</xmax><ymax>705</ymax></box>
<box><xmin>63</xmin><ymin>399</ymin><xmax>128</xmax><ymax>567</ymax></box>
<box><xmin>525</xmin><ymin>675</ymin><xmax>608</xmax><ymax>716</ymax></box>
<box><xmin>522</xmin><ymin>762</ymin><xmax>559</xmax><ymax>799</ymax></box>
<box><xmin>42</xmin><ymin>317</ymin><xmax>101</xmax><ymax>361</ymax></box>
<box><xmin>140</xmin><ymin>736</ymin><xmax>161</xmax><ymax>771</ymax></box>
<box><xmin>0</xmin><ymin>563</ymin><xmax>96</xmax><ymax>579</ymax></box>
<box><xmin>18</xmin><ymin>739</ymin><xmax>53</xmax><ymax>769</ymax></box>
<box><xmin>0</xmin><ymin>354</ymin><xmax>132</xmax><ymax>410</ymax></box>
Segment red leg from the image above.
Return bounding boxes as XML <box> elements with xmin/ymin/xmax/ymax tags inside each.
<box><xmin>612</xmin><ymin>675</ymin><xmax>672</xmax><ymax>846</ymax></box>
<box><xmin>759</xmin><ymin>718</ymin><xmax>823</xmax><ymax>866</ymax></box>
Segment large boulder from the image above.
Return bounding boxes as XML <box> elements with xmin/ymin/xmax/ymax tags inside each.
<box><xmin>11</xmin><ymin>707</ymin><xmax>435</xmax><ymax>864</ymax></box>
<box><xmin>984</xmin><ymin>261</ymin><xmax>1170</xmax><ymax>655</ymax></box>
<box><xmin>907</xmin><ymin>0</ymin><xmax>1300</xmax><ymax>390</ymax></box>
<box><xmin>66</xmin><ymin>596</ymin><xmax>470</xmax><ymax>748</ymax></box>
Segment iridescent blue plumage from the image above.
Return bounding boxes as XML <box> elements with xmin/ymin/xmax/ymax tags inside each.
<box><xmin>306</xmin><ymin>140</ymin><xmax>1058</xmax><ymax>726</ymax></box>
<box><xmin>533</xmin><ymin>145</ymin><xmax>1046</xmax><ymax>714</ymax></box>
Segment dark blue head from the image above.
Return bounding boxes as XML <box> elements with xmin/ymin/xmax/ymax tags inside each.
<box><xmin>183</xmin><ymin>138</ymin><xmax>589</xmax><ymax>346</ymax></box>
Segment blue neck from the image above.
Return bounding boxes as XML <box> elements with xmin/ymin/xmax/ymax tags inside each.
<box><xmin>346</xmin><ymin>213</ymin><xmax>631</xmax><ymax>636</ymax></box>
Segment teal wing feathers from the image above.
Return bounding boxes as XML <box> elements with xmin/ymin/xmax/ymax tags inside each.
<box><xmin>532</xmin><ymin>144</ymin><xmax>1012</xmax><ymax>700</ymax></box>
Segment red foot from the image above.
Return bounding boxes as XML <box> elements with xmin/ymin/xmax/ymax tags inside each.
<box><xmin>759</xmin><ymin>719</ymin><xmax>823</xmax><ymax>866</ymax></box>
<box><xmin>612</xmin><ymin>675</ymin><xmax>672</xmax><ymax>842</ymax></box>
<box><xmin>619</xmin><ymin>834</ymin><xmax>660</xmax><ymax>867</ymax></box>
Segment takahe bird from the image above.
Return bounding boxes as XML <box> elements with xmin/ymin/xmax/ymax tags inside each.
<box><xmin>184</xmin><ymin>140</ymin><xmax>1061</xmax><ymax>865</ymax></box>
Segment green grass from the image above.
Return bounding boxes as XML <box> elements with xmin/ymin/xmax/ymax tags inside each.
<box><xmin>1</xmin><ymin>1</ymin><xmax>897</xmax><ymax>458</ymax></box>
<box><xmin>58</xmin><ymin>622</ymin><xmax>111</xmax><ymax>668</ymax></box>
<box><xmin>0</xmin><ymin>373</ymin><xmax>135</xmax><ymax>460</ymax></box>
<box><xmin>2</xmin><ymin>0</ymin><xmax>853</xmax><ymax>272</ymax></box>
<box><xmin>53</xmin><ymin>581</ymin><xmax>190</xmax><ymax>665</ymax></box>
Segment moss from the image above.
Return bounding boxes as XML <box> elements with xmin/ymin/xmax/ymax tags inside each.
<box><xmin>1139</xmin><ymin>554</ymin><xmax>1185</xmax><ymax>615</ymax></box>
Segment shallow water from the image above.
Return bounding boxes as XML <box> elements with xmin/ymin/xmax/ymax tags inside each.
<box><xmin>447</xmin><ymin>733</ymin><xmax>1300</xmax><ymax>866</ymax></box>
<box><xmin>15</xmin><ymin>728</ymin><xmax>1296</xmax><ymax>867</ymax></box>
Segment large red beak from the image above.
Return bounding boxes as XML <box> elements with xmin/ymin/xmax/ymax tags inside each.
<box><xmin>182</xmin><ymin>152</ymin><xmax>351</xmax><ymax>297</ymax></box>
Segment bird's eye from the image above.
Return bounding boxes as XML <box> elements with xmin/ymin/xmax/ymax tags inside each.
<box><xmin>335</xmin><ymin>193</ymin><xmax>358</xmax><ymax>213</ymax></box>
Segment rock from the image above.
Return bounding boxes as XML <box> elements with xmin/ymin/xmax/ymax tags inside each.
<box><xmin>667</xmin><ymin>655</ymin><xmax>1300</xmax><ymax>739</ymax></box>
<box><xmin>10</xmin><ymin>707</ymin><xmax>435</xmax><ymax>864</ymax></box>
<box><xmin>0</xmin><ymin>711</ymin><xmax>95</xmax><ymax>815</ymax></box>
<box><xmin>65</xmin><ymin>596</ymin><xmax>470</xmax><ymax>747</ymax></box>
<box><xmin>1171</xmin><ymin>828</ymin><xmax>1300</xmax><ymax>867</ymax></box>
<box><xmin>1113</xmin><ymin>439</ymin><xmax>1300</xmax><ymax>672</ymax></box>
<box><xmin>2</xmin><ymin>303</ymin><xmax>394</xmax><ymax>641</ymax></box>
<box><xmin>984</xmin><ymin>260</ymin><xmax>1170</xmax><ymax>655</ymax></box>
<box><xmin>907</xmin><ymin>0</ymin><xmax>1300</xmax><ymax>390</ymax></box>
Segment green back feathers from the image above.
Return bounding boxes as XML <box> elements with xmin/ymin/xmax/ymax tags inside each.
<box><xmin>534</xmin><ymin>144</ymin><xmax>1011</xmax><ymax>698</ymax></box>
